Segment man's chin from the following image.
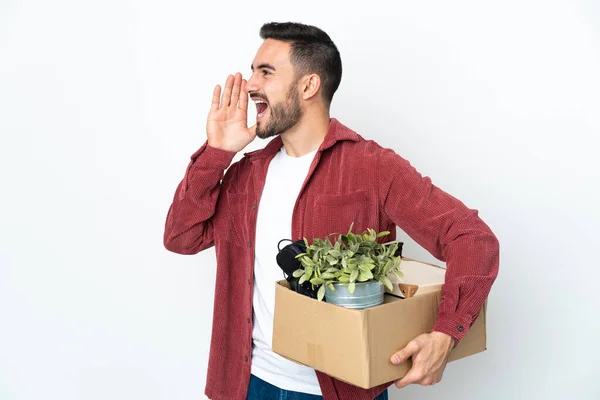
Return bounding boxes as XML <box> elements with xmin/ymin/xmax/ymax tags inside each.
<box><xmin>256</xmin><ymin>127</ymin><xmax>268</xmax><ymax>140</ymax></box>
<box><xmin>256</xmin><ymin>123</ymin><xmax>280</xmax><ymax>140</ymax></box>
<box><xmin>257</xmin><ymin>131</ymin><xmax>280</xmax><ymax>140</ymax></box>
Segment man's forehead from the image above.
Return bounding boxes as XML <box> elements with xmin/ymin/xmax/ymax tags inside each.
<box><xmin>251</xmin><ymin>39</ymin><xmax>292</xmax><ymax>70</ymax></box>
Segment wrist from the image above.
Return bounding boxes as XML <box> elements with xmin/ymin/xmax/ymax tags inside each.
<box><xmin>430</xmin><ymin>331</ymin><xmax>455</xmax><ymax>352</ymax></box>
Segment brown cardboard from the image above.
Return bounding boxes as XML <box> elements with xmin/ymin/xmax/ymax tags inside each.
<box><xmin>272</xmin><ymin>259</ymin><xmax>487</xmax><ymax>389</ymax></box>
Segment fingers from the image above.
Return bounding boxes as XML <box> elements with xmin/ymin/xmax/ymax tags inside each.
<box><xmin>395</xmin><ymin>367</ymin><xmax>424</xmax><ymax>389</ymax></box>
<box><xmin>212</xmin><ymin>73</ymin><xmax>246</xmax><ymax>110</ymax></box>
<box><xmin>220</xmin><ymin>74</ymin><xmax>234</xmax><ymax>108</ymax></box>
<box><xmin>238</xmin><ymin>79</ymin><xmax>249</xmax><ymax>110</ymax></box>
<box><xmin>211</xmin><ymin>85</ymin><xmax>221</xmax><ymax>111</ymax></box>
<box><xmin>230</xmin><ymin>72</ymin><xmax>242</xmax><ymax>106</ymax></box>
<box><xmin>391</xmin><ymin>341</ymin><xmax>419</xmax><ymax>365</ymax></box>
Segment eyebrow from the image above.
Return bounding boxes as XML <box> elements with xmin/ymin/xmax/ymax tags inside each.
<box><xmin>250</xmin><ymin>63</ymin><xmax>276</xmax><ymax>72</ymax></box>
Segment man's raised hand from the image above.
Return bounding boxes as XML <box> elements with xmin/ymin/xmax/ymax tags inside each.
<box><xmin>206</xmin><ymin>72</ymin><xmax>257</xmax><ymax>152</ymax></box>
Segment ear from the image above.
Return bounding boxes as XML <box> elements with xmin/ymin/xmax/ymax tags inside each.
<box><xmin>300</xmin><ymin>74</ymin><xmax>321</xmax><ymax>101</ymax></box>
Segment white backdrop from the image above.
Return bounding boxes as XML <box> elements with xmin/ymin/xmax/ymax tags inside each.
<box><xmin>1</xmin><ymin>0</ymin><xmax>599</xmax><ymax>399</ymax></box>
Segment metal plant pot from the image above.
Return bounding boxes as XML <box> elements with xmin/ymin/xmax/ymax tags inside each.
<box><xmin>324</xmin><ymin>281</ymin><xmax>385</xmax><ymax>309</ymax></box>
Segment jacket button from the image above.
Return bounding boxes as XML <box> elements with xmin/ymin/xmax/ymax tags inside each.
<box><xmin>248</xmin><ymin>241</ymin><xmax>252</xmax><ymax>247</ymax></box>
<box><xmin>457</xmin><ymin>325</ymin><xmax>464</xmax><ymax>332</ymax></box>
<box><xmin>244</xmin><ymin>355</ymin><xmax>248</xmax><ymax>361</ymax></box>
<box><xmin>247</xmin><ymin>279</ymin><xmax>251</xmax><ymax>285</ymax></box>
<box><xmin>252</xmin><ymin>204</ymin><xmax>257</xmax><ymax>210</ymax></box>
<box><xmin>247</xmin><ymin>317</ymin><xmax>251</xmax><ymax>324</ymax></box>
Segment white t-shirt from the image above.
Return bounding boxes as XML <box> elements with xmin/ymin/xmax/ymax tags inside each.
<box><xmin>250</xmin><ymin>145</ymin><xmax>322</xmax><ymax>395</ymax></box>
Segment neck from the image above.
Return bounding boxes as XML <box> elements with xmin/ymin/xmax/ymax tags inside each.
<box><xmin>280</xmin><ymin>108</ymin><xmax>331</xmax><ymax>157</ymax></box>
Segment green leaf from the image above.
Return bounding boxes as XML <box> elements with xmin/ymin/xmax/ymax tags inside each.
<box><xmin>341</xmin><ymin>257</ymin><xmax>348</xmax><ymax>269</ymax></box>
<box><xmin>383</xmin><ymin>259</ymin><xmax>392</xmax><ymax>275</ymax></box>
<box><xmin>348</xmin><ymin>282</ymin><xmax>355</xmax><ymax>294</ymax></box>
<box><xmin>338</xmin><ymin>274</ymin><xmax>350</xmax><ymax>283</ymax></box>
<box><xmin>302</xmin><ymin>256</ymin><xmax>315</xmax><ymax>267</ymax></box>
<box><xmin>310</xmin><ymin>277</ymin><xmax>325</xmax><ymax>285</ymax></box>
<box><xmin>382</xmin><ymin>276</ymin><xmax>393</xmax><ymax>291</ymax></box>
<box><xmin>292</xmin><ymin>269</ymin><xmax>304</xmax><ymax>278</ymax></box>
<box><xmin>361</xmin><ymin>268</ymin><xmax>373</xmax><ymax>280</ymax></box>
<box><xmin>350</xmin><ymin>269</ymin><xmax>358</xmax><ymax>283</ymax></box>
<box><xmin>376</xmin><ymin>231</ymin><xmax>390</xmax><ymax>238</ymax></box>
<box><xmin>299</xmin><ymin>274</ymin><xmax>306</xmax><ymax>284</ymax></box>
<box><xmin>348</xmin><ymin>233</ymin><xmax>356</xmax><ymax>245</ymax></box>
<box><xmin>359</xmin><ymin>262</ymin><xmax>375</xmax><ymax>273</ymax></box>
<box><xmin>317</xmin><ymin>285</ymin><xmax>326</xmax><ymax>301</ymax></box>
<box><xmin>328</xmin><ymin>249</ymin><xmax>342</xmax><ymax>258</ymax></box>
<box><xmin>326</xmin><ymin>255</ymin><xmax>338</xmax><ymax>265</ymax></box>
<box><xmin>327</xmin><ymin>283</ymin><xmax>335</xmax><ymax>290</ymax></box>
<box><xmin>357</xmin><ymin>273</ymin><xmax>370</xmax><ymax>282</ymax></box>
<box><xmin>305</xmin><ymin>266</ymin><xmax>313</xmax><ymax>281</ymax></box>
<box><xmin>321</xmin><ymin>272</ymin><xmax>336</xmax><ymax>280</ymax></box>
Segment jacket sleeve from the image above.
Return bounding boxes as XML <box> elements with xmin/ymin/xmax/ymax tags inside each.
<box><xmin>378</xmin><ymin>148</ymin><xmax>499</xmax><ymax>343</ymax></box>
<box><xmin>163</xmin><ymin>141</ymin><xmax>237</xmax><ymax>255</ymax></box>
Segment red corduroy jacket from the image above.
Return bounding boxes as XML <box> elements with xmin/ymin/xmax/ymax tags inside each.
<box><xmin>163</xmin><ymin>118</ymin><xmax>499</xmax><ymax>400</ymax></box>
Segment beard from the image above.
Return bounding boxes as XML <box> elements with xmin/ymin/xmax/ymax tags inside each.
<box><xmin>256</xmin><ymin>83</ymin><xmax>303</xmax><ymax>140</ymax></box>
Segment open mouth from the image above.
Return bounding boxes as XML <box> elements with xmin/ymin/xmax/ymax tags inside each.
<box><xmin>252</xmin><ymin>97</ymin><xmax>269</xmax><ymax>120</ymax></box>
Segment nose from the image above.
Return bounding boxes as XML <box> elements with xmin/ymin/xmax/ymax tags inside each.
<box><xmin>246</xmin><ymin>72</ymin><xmax>260</xmax><ymax>93</ymax></box>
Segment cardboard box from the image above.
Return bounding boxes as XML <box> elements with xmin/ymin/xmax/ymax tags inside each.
<box><xmin>272</xmin><ymin>258</ymin><xmax>487</xmax><ymax>389</ymax></box>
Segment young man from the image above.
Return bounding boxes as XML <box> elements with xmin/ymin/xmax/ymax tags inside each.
<box><xmin>164</xmin><ymin>22</ymin><xmax>499</xmax><ymax>400</ymax></box>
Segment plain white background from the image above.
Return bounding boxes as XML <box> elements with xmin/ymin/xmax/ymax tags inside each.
<box><xmin>1</xmin><ymin>0</ymin><xmax>599</xmax><ymax>399</ymax></box>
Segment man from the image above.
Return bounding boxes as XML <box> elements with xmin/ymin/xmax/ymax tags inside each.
<box><xmin>164</xmin><ymin>22</ymin><xmax>499</xmax><ymax>400</ymax></box>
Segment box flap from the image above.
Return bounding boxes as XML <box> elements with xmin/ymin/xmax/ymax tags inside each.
<box><xmin>387</xmin><ymin>259</ymin><xmax>446</xmax><ymax>298</ymax></box>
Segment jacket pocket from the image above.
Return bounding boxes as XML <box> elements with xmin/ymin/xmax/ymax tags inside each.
<box><xmin>215</xmin><ymin>189</ymin><xmax>249</xmax><ymax>246</ymax></box>
<box><xmin>306</xmin><ymin>189</ymin><xmax>376</xmax><ymax>241</ymax></box>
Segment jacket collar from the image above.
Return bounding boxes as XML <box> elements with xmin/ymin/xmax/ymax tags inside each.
<box><xmin>243</xmin><ymin>118</ymin><xmax>359</xmax><ymax>161</ymax></box>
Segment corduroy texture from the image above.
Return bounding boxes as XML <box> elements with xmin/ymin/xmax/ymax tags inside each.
<box><xmin>164</xmin><ymin>118</ymin><xmax>500</xmax><ymax>400</ymax></box>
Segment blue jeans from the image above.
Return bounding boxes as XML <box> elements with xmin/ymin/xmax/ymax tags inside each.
<box><xmin>246</xmin><ymin>374</ymin><xmax>388</xmax><ymax>400</ymax></box>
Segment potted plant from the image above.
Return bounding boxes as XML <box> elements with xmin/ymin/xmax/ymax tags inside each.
<box><xmin>292</xmin><ymin>223</ymin><xmax>403</xmax><ymax>309</ymax></box>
